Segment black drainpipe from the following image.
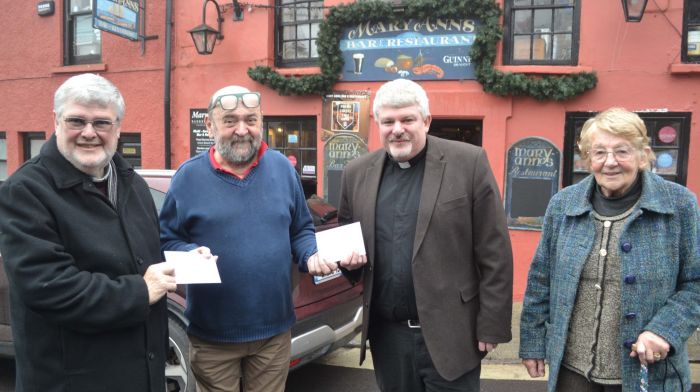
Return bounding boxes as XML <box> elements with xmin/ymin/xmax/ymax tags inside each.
<box><xmin>163</xmin><ymin>0</ymin><xmax>173</xmax><ymax>169</ymax></box>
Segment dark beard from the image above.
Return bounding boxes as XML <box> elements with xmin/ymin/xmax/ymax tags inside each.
<box><xmin>216</xmin><ymin>134</ymin><xmax>261</xmax><ymax>166</ymax></box>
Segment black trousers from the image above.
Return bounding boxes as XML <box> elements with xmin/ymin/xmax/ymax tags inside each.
<box><xmin>556</xmin><ymin>366</ymin><xmax>622</xmax><ymax>392</ymax></box>
<box><xmin>368</xmin><ymin>319</ymin><xmax>480</xmax><ymax>392</ymax></box>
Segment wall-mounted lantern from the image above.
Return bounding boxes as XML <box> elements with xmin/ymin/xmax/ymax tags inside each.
<box><xmin>622</xmin><ymin>0</ymin><xmax>648</xmax><ymax>22</ymax></box>
<box><xmin>188</xmin><ymin>0</ymin><xmax>244</xmax><ymax>55</ymax></box>
<box><xmin>188</xmin><ymin>0</ymin><xmax>224</xmax><ymax>55</ymax></box>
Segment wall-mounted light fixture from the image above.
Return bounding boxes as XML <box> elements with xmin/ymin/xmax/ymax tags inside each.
<box><xmin>622</xmin><ymin>0</ymin><xmax>648</xmax><ymax>22</ymax></box>
<box><xmin>188</xmin><ymin>0</ymin><xmax>224</xmax><ymax>55</ymax></box>
<box><xmin>188</xmin><ymin>0</ymin><xmax>244</xmax><ymax>55</ymax></box>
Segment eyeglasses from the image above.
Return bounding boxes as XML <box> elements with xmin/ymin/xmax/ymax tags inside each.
<box><xmin>63</xmin><ymin>117</ymin><xmax>118</xmax><ymax>132</ymax></box>
<box><xmin>589</xmin><ymin>147</ymin><xmax>635</xmax><ymax>163</ymax></box>
<box><xmin>209</xmin><ymin>92</ymin><xmax>261</xmax><ymax>111</ymax></box>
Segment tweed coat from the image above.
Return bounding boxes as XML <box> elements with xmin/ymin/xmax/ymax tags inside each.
<box><xmin>339</xmin><ymin>135</ymin><xmax>513</xmax><ymax>381</ymax></box>
<box><xmin>519</xmin><ymin>171</ymin><xmax>700</xmax><ymax>392</ymax></box>
<box><xmin>0</xmin><ymin>136</ymin><xmax>168</xmax><ymax>392</ymax></box>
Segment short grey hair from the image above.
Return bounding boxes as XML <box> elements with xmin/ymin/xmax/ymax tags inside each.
<box><xmin>54</xmin><ymin>73</ymin><xmax>125</xmax><ymax>120</ymax></box>
<box><xmin>373</xmin><ymin>79</ymin><xmax>430</xmax><ymax>120</ymax></box>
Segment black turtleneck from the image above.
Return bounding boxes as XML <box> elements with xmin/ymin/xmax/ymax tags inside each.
<box><xmin>591</xmin><ymin>172</ymin><xmax>643</xmax><ymax>216</ymax></box>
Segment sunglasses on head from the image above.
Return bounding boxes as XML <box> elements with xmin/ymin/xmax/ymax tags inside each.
<box><xmin>209</xmin><ymin>92</ymin><xmax>261</xmax><ymax>111</ymax></box>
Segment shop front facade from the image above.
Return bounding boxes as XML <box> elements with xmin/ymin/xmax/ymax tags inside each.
<box><xmin>0</xmin><ymin>0</ymin><xmax>699</xmax><ymax>299</ymax></box>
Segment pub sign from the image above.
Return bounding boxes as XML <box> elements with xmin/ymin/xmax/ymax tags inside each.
<box><xmin>340</xmin><ymin>18</ymin><xmax>478</xmax><ymax>81</ymax></box>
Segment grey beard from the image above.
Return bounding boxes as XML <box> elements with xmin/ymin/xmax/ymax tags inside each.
<box><xmin>216</xmin><ymin>135</ymin><xmax>261</xmax><ymax>166</ymax></box>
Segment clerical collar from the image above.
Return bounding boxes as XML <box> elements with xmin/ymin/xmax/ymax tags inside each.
<box><xmin>387</xmin><ymin>142</ymin><xmax>428</xmax><ymax>170</ymax></box>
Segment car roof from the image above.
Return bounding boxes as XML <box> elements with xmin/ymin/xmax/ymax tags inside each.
<box><xmin>135</xmin><ymin>169</ymin><xmax>176</xmax><ymax>178</ymax></box>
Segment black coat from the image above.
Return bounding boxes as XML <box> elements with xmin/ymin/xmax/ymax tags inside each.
<box><xmin>0</xmin><ymin>136</ymin><xmax>168</xmax><ymax>392</ymax></box>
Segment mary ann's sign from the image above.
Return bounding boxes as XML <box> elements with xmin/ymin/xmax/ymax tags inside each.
<box><xmin>340</xmin><ymin>18</ymin><xmax>478</xmax><ymax>82</ymax></box>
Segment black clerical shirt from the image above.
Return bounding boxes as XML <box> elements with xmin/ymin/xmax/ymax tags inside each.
<box><xmin>371</xmin><ymin>146</ymin><xmax>427</xmax><ymax>322</ymax></box>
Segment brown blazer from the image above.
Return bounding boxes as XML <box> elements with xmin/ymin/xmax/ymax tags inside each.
<box><xmin>338</xmin><ymin>135</ymin><xmax>513</xmax><ymax>381</ymax></box>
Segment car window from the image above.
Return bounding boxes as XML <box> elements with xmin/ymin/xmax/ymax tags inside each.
<box><xmin>149</xmin><ymin>188</ymin><xmax>166</xmax><ymax>214</ymax></box>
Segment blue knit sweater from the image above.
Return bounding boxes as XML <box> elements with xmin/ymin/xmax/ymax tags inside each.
<box><xmin>159</xmin><ymin>150</ymin><xmax>317</xmax><ymax>343</ymax></box>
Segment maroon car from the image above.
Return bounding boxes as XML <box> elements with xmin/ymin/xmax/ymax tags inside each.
<box><xmin>0</xmin><ymin>169</ymin><xmax>363</xmax><ymax>392</ymax></box>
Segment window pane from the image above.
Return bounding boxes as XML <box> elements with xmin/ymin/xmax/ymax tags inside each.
<box><xmin>297</xmin><ymin>24</ymin><xmax>310</xmax><ymax>40</ymax></box>
<box><xmin>311</xmin><ymin>23</ymin><xmax>320</xmax><ymax>39</ymax></box>
<box><xmin>534</xmin><ymin>9</ymin><xmax>552</xmax><ymax>30</ymax></box>
<box><xmin>282</xmin><ymin>42</ymin><xmax>296</xmax><ymax>59</ymax></box>
<box><xmin>0</xmin><ymin>138</ymin><xmax>6</xmax><ymax>160</ymax></box>
<box><xmin>310</xmin><ymin>40</ymin><xmax>318</xmax><ymax>57</ymax></box>
<box><xmin>301</xmin><ymin>129</ymin><xmax>315</xmax><ymax>147</ymax></box>
<box><xmin>653</xmin><ymin>123</ymin><xmax>680</xmax><ymax>147</ymax></box>
<box><xmin>283</xmin><ymin>26</ymin><xmax>296</xmax><ymax>40</ymax></box>
<box><xmin>554</xmin><ymin>8</ymin><xmax>573</xmax><ymax>32</ymax></box>
<box><xmin>688</xmin><ymin>1</ymin><xmax>700</xmax><ymax>20</ymax></box>
<box><xmin>74</xmin><ymin>15</ymin><xmax>101</xmax><ymax>56</ymax></box>
<box><xmin>287</xmin><ymin>129</ymin><xmax>300</xmax><ymax>146</ymax></box>
<box><xmin>296</xmin><ymin>4</ymin><xmax>309</xmax><ymax>22</ymax></box>
<box><xmin>534</xmin><ymin>0</ymin><xmax>552</xmax><ymax>4</ymax></box>
<box><xmin>70</xmin><ymin>0</ymin><xmax>92</xmax><ymax>13</ymax></box>
<box><xmin>310</xmin><ymin>1</ymin><xmax>323</xmax><ymax>19</ymax></box>
<box><xmin>513</xmin><ymin>35</ymin><xmax>532</xmax><ymax>60</ymax></box>
<box><xmin>0</xmin><ymin>162</ymin><xmax>6</xmax><ymax>181</ymax></box>
<box><xmin>30</xmin><ymin>139</ymin><xmax>45</xmax><ymax>158</ymax></box>
<box><xmin>514</xmin><ymin>0</ymin><xmax>532</xmax><ymax>5</ymax></box>
<box><xmin>285</xmin><ymin>149</ymin><xmax>301</xmax><ymax>170</ymax></box>
<box><xmin>267</xmin><ymin>122</ymin><xmax>284</xmax><ymax>148</ymax></box>
<box><xmin>301</xmin><ymin>150</ymin><xmax>317</xmax><ymax>174</ymax></box>
<box><xmin>555</xmin><ymin>0</ymin><xmax>574</xmax><ymax>4</ymax></box>
<box><xmin>533</xmin><ymin>35</ymin><xmax>548</xmax><ymax>59</ymax></box>
<box><xmin>553</xmin><ymin>34</ymin><xmax>571</xmax><ymax>60</ymax></box>
<box><xmin>281</xmin><ymin>7</ymin><xmax>295</xmax><ymax>22</ymax></box>
<box><xmin>653</xmin><ymin>149</ymin><xmax>678</xmax><ymax>175</ymax></box>
<box><xmin>296</xmin><ymin>41</ymin><xmax>309</xmax><ymax>58</ymax></box>
<box><xmin>514</xmin><ymin>10</ymin><xmax>532</xmax><ymax>34</ymax></box>
<box><xmin>688</xmin><ymin>26</ymin><xmax>700</xmax><ymax>57</ymax></box>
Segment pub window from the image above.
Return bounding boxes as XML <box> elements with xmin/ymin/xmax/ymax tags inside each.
<box><xmin>264</xmin><ymin>117</ymin><xmax>317</xmax><ymax>196</ymax></box>
<box><xmin>118</xmin><ymin>133</ymin><xmax>142</xmax><ymax>169</ymax></box>
<box><xmin>64</xmin><ymin>0</ymin><xmax>101</xmax><ymax>65</ymax></box>
<box><xmin>22</xmin><ymin>133</ymin><xmax>46</xmax><ymax>162</ymax></box>
<box><xmin>0</xmin><ymin>132</ymin><xmax>7</xmax><ymax>181</ymax></box>
<box><xmin>275</xmin><ymin>0</ymin><xmax>323</xmax><ymax>67</ymax></box>
<box><xmin>563</xmin><ymin>112</ymin><xmax>690</xmax><ymax>187</ymax></box>
<box><xmin>502</xmin><ymin>0</ymin><xmax>580</xmax><ymax>65</ymax></box>
<box><xmin>682</xmin><ymin>0</ymin><xmax>700</xmax><ymax>63</ymax></box>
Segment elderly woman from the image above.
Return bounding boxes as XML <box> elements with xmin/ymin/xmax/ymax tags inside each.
<box><xmin>519</xmin><ymin>107</ymin><xmax>700</xmax><ymax>391</ymax></box>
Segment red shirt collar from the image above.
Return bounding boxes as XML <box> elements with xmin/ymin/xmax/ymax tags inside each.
<box><xmin>209</xmin><ymin>141</ymin><xmax>268</xmax><ymax>179</ymax></box>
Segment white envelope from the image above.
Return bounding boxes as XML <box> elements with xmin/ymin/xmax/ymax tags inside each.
<box><xmin>315</xmin><ymin>222</ymin><xmax>366</xmax><ymax>263</ymax></box>
<box><xmin>164</xmin><ymin>251</ymin><xmax>221</xmax><ymax>284</ymax></box>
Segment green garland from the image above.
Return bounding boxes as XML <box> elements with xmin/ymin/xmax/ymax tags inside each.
<box><xmin>247</xmin><ymin>0</ymin><xmax>597</xmax><ymax>100</ymax></box>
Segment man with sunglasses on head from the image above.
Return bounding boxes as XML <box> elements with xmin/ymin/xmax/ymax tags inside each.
<box><xmin>160</xmin><ymin>85</ymin><xmax>328</xmax><ymax>392</ymax></box>
<box><xmin>0</xmin><ymin>73</ymin><xmax>174</xmax><ymax>392</ymax></box>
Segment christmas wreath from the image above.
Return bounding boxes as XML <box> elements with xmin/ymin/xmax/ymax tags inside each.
<box><xmin>247</xmin><ymin>0</ymin><xmax>597</xmax><ymax>100</ymax></box>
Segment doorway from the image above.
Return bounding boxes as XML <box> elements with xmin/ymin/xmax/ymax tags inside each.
<box><xmin>429</xmin><ymin>119</ymin><xmax>482</xmax><ymax>146</ymax></box>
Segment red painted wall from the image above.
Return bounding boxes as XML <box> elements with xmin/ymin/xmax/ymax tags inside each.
<box><xmin>0</xmin><ymin>1</ymin><xmax>167</xmax><ymax>172</ymax></box>
<box><xmin>1</xmin><ymin>1</ymin><xmax>698</xmax><ymax>300</ymax></box>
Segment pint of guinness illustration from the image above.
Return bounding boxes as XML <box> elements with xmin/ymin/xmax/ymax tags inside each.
<box><xmin>352</xmin><ymin>53</ymin><xmax>365</xmax><ymax>74</ymax></box>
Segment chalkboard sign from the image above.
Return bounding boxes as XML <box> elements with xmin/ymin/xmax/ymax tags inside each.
<box><xmin>505</xmin><ymin>137</ymin><xmax>560</xmax><ymax>230</ymax></box>
<box><xmin>190</xmin><ymin>109</ymin><xmax>213</xmax><ymax>157</ymax></box>
<box><xmin>323</xmin><ymin>133</ymin><xmax>368</xmax><ymax>207</ymax></box>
